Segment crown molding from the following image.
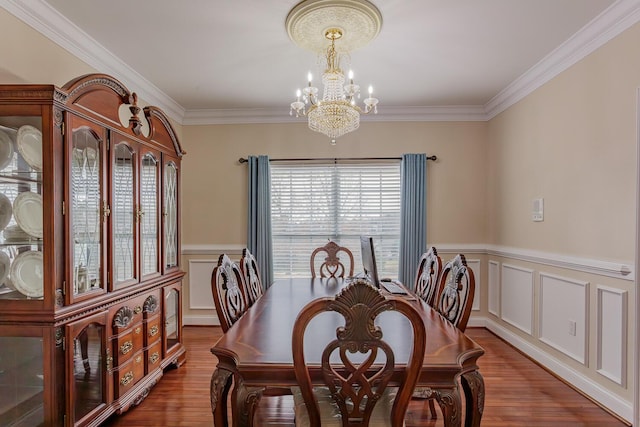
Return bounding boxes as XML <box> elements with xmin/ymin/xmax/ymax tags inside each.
<box><xmin>0</xmin><ymin>0</ymin><xmax>186</xmax><ymax>122</ymax></box>
<box><xmin>4</xmin><ymin>0</ymin><xmax>640</xmax><ymax>125</ymax></box>
<box><xmin>182</xmin><ymin>105</ymin><xmax>488</xmax><ymax>125</ymax></box>
<box><xmin>485</xmin><ymin>0</ymin><xmax>640</xmax><ymax>119</ymax></box>
<box><xmin>362</xmin><ymin>106</ymin><xmax>488</xmax><ymax>122</ymax></box>
<box><xmin>183</xmin><ymin>108</ymin><xmax>301</xmax><ymax>125</ymax></box>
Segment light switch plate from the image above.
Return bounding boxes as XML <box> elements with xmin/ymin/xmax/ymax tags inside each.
<box><xmin>532</xmin><ymin>198</ymin><xmax>544</xmax><ymax>222</ymax></box>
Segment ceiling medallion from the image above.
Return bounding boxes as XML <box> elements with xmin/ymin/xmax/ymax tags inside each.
<box><xmin>286</xmin><ymin>0</ymin><xmax>383</xmax><ymax>144</ymax></box>
<box><xmin>286</xmin><ymin>0</ymin><xmax>382</xmax><ymax>54</ymax></box>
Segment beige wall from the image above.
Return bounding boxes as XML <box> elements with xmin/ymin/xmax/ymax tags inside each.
<box><xmin>181</xmin><ymin>121</ymin><xmax>488</xmax><ymax>246</ymax></box>
<box><xmin>482</xmin><ymin>21</ymin><xmax>640</xmax><ymax>417</ymax></box>
<box><xmin>487</xmin><ymin>22</ymin><xmax>640</xmax><ymax>261</ymax></box>
<box><xmin>0</xmin><ymin>9</ymin><xmax>94</xmax><ymax>85</ymax></box>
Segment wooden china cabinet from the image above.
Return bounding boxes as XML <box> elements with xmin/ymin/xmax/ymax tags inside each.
<box><xmin>0</xmin><ymin>74</ymin><xmax>186</xmax><ymax>426</ymax></box>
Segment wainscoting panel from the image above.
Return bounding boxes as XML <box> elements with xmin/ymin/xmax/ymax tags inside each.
<box><xmin>188</xmin><ymin>259</ymin><xmax>217</xmax><ymax>310</ymax></box>
<box><xmin>596</xmin><ymin>285</ymin><xmax>627</xmax><ymax>386</ymax></box>
<box><xmin>539</xmin><ymin>273</ymin><xmax>589</xmax><ymax>364</ymax></box>
<box><xmin>488</xmin><ymin>260</ymin><xmax>500</xmax><ymax>316</ymax></box>
<box><xmin>467</xmin><ymin>259</ymin><xmax>481</xmax><ymax>311</ymax></box>
<box><xmin>500</xmin><ymin>264</ymin><xmax>533</xmax><ymax>334</ymax></box>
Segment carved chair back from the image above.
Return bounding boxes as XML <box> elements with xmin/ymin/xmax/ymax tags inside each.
<box><xmin>211</xmin><ymin>253</ymin><xmax>248</xmax><ymax>332</ymax></box>
<box><xmin>292</xmin><ymin>279</ymin><xmax>426</xmax><ymax>427</ymax></box>
<box><xmin>310</xmin><ymin>241</ymin><xmax>355</xmax><ymax>279</ymax></box>
<box><xmin>434</xmin><ymin>254</ymin><xmax>475</xmax><ymax>331</ymax></box>
<box><xmin>239</xmin><ymin>248</ymin><xmax>264</xmax><ymax>307</ymax></box>
<box><xmin>414</xmin><ymin>246</ymin><xmax>443</xmax><ymax>307</ymax></box>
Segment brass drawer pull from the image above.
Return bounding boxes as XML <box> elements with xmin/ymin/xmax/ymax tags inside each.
<box><xmin>106</xmin><ymin>349</ymin><xmax>113</xmax><ymax>371</ymax></box>
<box><xmin>149</xmin><ymin>352</ymin><xmax>160</xmax><ymax>364</ymax></box>
<box><xmin>135</xmin><ymin>327</ymin><xmax>141</xmax><ymax>335</ymax></box>
<box><xmin>120</xmin><ymin>340</ymin><xmax>133</xmax><ymax>355</ymax></box>
<box><xmin>134</xmin><ymin>306</ymin><xmax>142</xmax><ymax>314</ymax></box>
<box><xmin>149</xmin><ymin>325</ymin><xmax>159</xmax><ymax>337</ymax></box>
<box><xmin>120</xmin><ymin>371</ymin><xmax>134</xmax><ymax>386</ymax></box>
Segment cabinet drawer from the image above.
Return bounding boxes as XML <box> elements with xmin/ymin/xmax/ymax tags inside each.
<box><xmin>146</xmin><ymin>341</ymin><xmax>162</xmax><ymax>373</ymax></box>
<box><xmin>145</xmin><ymin>315</ymin><xmax>162</xmax><ymax>346</ymax></box>
<box><xmin>142</xmin><ymin>290</ymin><xmax>161</xmax><ymax>319</ymax></box>
<box><xmin>112</xmin><ymin>323</ymin><xmax>144</xmax><ymax>366</ymax></box>
<box><xmin>114</xmin><ymin>351</ymin><xmax>145</xmax><ymax>398</ymax></box>
<box><xmin>110</xmin><ymin>296</ymin><xmax>146</xmax><ymax>335</ymax></box>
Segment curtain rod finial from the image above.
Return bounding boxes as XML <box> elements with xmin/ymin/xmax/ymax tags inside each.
<box><xmin>239</xmin><ymin>157</ymin><xmax>248</xmax><ymax>164</ymax></box>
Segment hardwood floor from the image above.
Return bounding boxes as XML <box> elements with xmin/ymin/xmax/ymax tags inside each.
<box><xmin>104</xmin><ymin>326</ymin><xmax>629</xmax><ymax>427</ymax></box>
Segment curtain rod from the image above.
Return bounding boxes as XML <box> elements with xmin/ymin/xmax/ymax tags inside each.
<box><xmin>238</xmin><ymin>155</ymin><xmax>437</xmax><ymax>164</ymax></box>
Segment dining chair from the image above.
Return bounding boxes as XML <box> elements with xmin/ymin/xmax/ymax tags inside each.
<box><xmin>310</xmin><ymin>240</ymin><xmax>355</xmax><ymax>279</ymax></box>
<box><xmin>211</xmin><ymin>253</ymin><xmax>248</xmax><ymax>332</ymax></box>
<box><xmin>413</xmin><ymin>246</ymin><xmax>443</xmax><ymax>307</ymax></box>
<box><xmin>411</xmin><ymin>246</ymin><xmax>442</xmax><ymax>417</ymax></box>
<box><xmin>239</xmin><ymin>248</ymin><xmax>264</xmax><ymax>307</ymax></box>
<box><xmin>413</xmin><ymin>253</ymin><xmax>476</xmax><ymax>417</ymax></box>
<box><xmin>435</xmin><ymin>253</ymin><xmax>475</xmax><ymax>332</ymax></box>
<box><xmin>291</xmin><ymin>278</ymin><xmax>426</xmax><ymax>426</ymax></box>
<box><xmin>236</xmin><ymin>247</ymin><xmax>293</xmax><ymax>397</ymax></box>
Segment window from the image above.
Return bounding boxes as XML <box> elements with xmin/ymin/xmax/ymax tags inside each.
<box><xmin>271</xmin><ymin>161</ymin><xmax>401</xmax><ymax>278</ymax></box>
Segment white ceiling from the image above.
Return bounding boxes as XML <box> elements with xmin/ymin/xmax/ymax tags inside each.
<box><xmin>6</xmin><ymin>0</ymin><xmax>640</xmax><ymax>123</ymax></box>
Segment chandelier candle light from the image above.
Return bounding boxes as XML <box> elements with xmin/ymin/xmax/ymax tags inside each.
<box><xmin>290</xmin><ymin>28</ymin><xmax>378</xmax><ymax>144</ymax></box>
<box><xmin>286</xmin><ymin>0</ymin><xmax>383</xmax><ymax>145</ymax></box>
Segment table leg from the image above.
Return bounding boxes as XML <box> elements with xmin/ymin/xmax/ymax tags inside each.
<box><xmin>461</xmin><ymin>369</ymin><xmax>485</xmax><ymax>427</ymax></box>
<box><xmin>232</xmin><ymin>377</ymin><xmax>263</xmax><ymax>427</ymax></box>
<box><xmin>434</xmin><ymin>386</ymin><xmax>462</xmax><ymax>427</ymax></box>
<box><xmin>210</xmin><ymin>368</ymin><xmax>232</xmax><ymax>427</ymax></box>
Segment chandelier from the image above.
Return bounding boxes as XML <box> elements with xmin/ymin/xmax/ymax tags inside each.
<box><xmin>286</xmin><ymin>0</ymin><xmax>383</xmax><ymax>144</ymax></box>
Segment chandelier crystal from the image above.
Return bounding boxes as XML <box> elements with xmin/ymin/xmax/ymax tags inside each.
<box><xmin>290</xmin><ymin>28</ymin><xmax>379</xmax><ymax>144</ymax></box>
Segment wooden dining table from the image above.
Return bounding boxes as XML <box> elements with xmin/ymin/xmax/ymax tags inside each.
<box><xmin>209</xmin><ymin>277</ymin><xmax>485</xmax><ymax>427</ymax></box>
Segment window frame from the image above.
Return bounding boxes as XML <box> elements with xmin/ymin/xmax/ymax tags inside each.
<box><xmin>270</xmin><ymin>160</ymin><xmax>401</xmax><ymax>279</ymax></box>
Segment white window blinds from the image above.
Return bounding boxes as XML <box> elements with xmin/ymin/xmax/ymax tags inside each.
<box><xmin>270</xmin><ymin>161</ymin><xmax>401</xmax><ymax>278</ymax></box>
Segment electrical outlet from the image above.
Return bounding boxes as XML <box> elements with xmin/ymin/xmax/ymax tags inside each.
<box><xmin>568</xmin><ymin>320</ymin><xmax>577</xmax><ymax>336</ymax></box>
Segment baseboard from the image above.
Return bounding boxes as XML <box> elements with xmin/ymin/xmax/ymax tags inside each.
<box><xmin>184</xmin><ymin>314</ymin><xmax>219</xmax><ymax>326</ymax></box>
<box><xmin>475</xmin><ymin>316</ymin><xmax>632</xmax><ymax>423</ymax></box>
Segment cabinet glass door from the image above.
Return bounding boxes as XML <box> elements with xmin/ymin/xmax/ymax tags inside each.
<box><xmin>67</xmin><ymin>312</ymin><xmax>107</xmax><ymax>425</ymax></box>
<box><xmin>164</xmin><ymin>287</ymin><xmax>180</xmax><ymax>351</ymax></box>
<box><xmin>70</xmin><ymin>121</ymin><xmax>105</xmax><ymax>297</ymax></box>
<box><xmin>140</xmin><ymin>152</ymin><xmax>159</xmax><ymax>277</ymax></box>
<box><xmin>163</xmin><ymin>161</ymin><xmax>178</xmax><ymax>270</ymax></box>
<box><xmin>0</xmin><ymin>330</ymin><xmax>45</xmax><ymax>425</ymax></box>
<box><xmin>112</xmin><ymin>141</ymin><xmax>136</xmax><ymax>287</ymax></box>
<box><xmin>0</xmin><ymin>116</ymin><xmax>44</xmax><ymax>301</ymax></box>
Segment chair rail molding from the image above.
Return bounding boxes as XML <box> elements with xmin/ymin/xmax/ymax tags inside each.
<box><xmin>183</xmin><ymin>243</ymin><xmax>634</xmax><ymax>279</ymax></box>
<box><xmin>434</xmin><ymin>244</ymin><xmax>633</xmax><ymax>281</ymax></box>
<box><xmin>182</xmin><ymin>244</ymin><xmax>245</xmax><ymax>255</ymax></box>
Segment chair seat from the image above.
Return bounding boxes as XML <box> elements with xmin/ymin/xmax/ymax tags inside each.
<box><xmin>292</xmin><ymin>386</ymin><xmax>404</xmax><ymax>427</ymax></box>
<box><xmin>412</xmin><ymin>386</ymin><xmax>434</xmax><ymax>399</ymax></box>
